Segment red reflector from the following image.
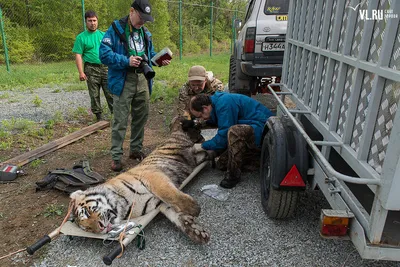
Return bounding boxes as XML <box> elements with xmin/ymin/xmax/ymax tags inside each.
<box><xmin>4</xmin><ymin>166</ymin><xmax>13</xmax><ymax>172</ymax></box>
<box><xmin>321</xmin><ymin>224</ymin><xmax>348</xmax><ymax>236</ymax></box>
<box><xmin>244</xmin><ymin>40</ymin><xmax>255</xmax><ymax>53</ymax></box>
<box><xmin>280</xmin><ymin>165</ymin><xmax>305</xmax><ymax>187</ymax></box>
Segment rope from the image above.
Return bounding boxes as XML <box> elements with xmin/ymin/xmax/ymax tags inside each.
<box><xmin>0</xmin><ymin>248</ymin><xmax>26</xmax><ymax>261</ymax></box>
<box><xmin>56</xmin><ymin>200</ymin><xmax>75</xmax><ymax>236</ymax></box>
<box><xmin>116</xmin><ymin>200</ymin><xmax>135</xmax><ymax>258</ymax></box>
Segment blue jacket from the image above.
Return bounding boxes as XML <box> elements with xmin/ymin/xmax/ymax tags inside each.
<box><xmin>99</xmin><ymin>16</ymin><xmax>157</xmax><ymax>96</ymax></box>
<box><xmin>202</xmin><ymin>92</ymin><xmax>274</xmax><ymax>151</ymax></box>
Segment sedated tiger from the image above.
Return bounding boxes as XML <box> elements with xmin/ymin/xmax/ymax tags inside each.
<box><xmin>69</xmin><ymin>116</ymin><xmax>213</xmax><ymax>244</ymax></box>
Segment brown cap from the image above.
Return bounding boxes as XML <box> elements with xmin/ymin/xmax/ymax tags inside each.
<box><xmin>188</xmin><ymin>65</ymin><xmax>206</xmax><ymax>81</ymax></box>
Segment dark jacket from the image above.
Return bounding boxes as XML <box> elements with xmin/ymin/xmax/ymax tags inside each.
<box><xmin>202</xmin><ymin>92</ymin><xmax>274</xmax><ymax>151</ymax></box>
<box><xmin>99</xmin><ymin>16</ymin><xmax>157</xmax><ymax>96</ymax></box>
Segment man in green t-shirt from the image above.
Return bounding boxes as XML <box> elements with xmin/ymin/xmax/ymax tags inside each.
<box><xmin>72</xmin><ymin>10</ymin><xmax>113</xmax><ymax>121</ymax></box>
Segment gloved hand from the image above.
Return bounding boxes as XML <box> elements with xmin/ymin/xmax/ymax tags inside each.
<box><xmin>193</xmin><ymin>143</ymin><xmax>205</xmax><ymax>153</ymax></box>
<box><xmin>181</xmin><ymin>119</ymin><xmax>195</xmax><ymax>131</ymax></box>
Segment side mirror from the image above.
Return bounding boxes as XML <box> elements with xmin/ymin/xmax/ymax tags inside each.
<box><xmin>234</xmin><ymin>19</ymin><xmax>242</xmax><ymax>29</ymax></box>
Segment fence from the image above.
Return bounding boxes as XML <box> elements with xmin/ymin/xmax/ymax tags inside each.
<box><xmin>0</xmin><ymin>0</ymin><xmax>245</xmax><ymax>73</ymax></box>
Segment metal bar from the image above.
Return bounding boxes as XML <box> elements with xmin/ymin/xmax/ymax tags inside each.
<box><xmin>0</xmin><ymin>7</ymin><xmax>10</xmax><ymax>72</ymax></box>
<box><xmin>312</xmin><ymin>141</ymin><xmax>343</xmax><ymax>147</ymax></box>
<box><xmin>328</xmin><ymin>61</ymin><xmax>348</xmax><ymax>132</ymax></box>
<box><xmin>342</xmin><ymin>69</ymin><xmax>363</xmax><ymax>144</ymax></box>
<box><xmin>287</xmin><ymin>39</ymin><xmax>400</xmax><ymax>82</ymax></box>
<box><xmin>179</xmin><ymin>0</ymin><xmax>182</xmax><ymax>60</ymax></box>
<box><xmin>288</xmin><ymin>109</ymin><xmax>311</xmax><ymax>114</ymax></box>
<box><xmin>303</xmin><ymin>0</ymin><xmax>315</xmax><ymax>44</ymax></box>
<box><xmin>319</xmin><ymin>0</ymin><xmax>334</xmax><ymax>49</ymax></box>
<box><xmin>298</xmin><ymin>0</ymin><xmax>307</xmax><ymax>42</ymax></box>
<box><xmin>292</xmin><ymin>0</ymin><xmax>301</xmax><ymax>41</ymax></box>
<box><xmin>310</xmin><ymin>0</ymin><xmax>324</xmax><ymax>46</ymax></box>
<box><xmin>310</xmin><ymin>55</ymin><xmax>325</xmax><ymax>112</ymax></box>
<box><xmin>210</xmin><ymin>0</ymin><xmax>213</xmax><ymax>57</ymax></box>
<box><xmin>328</xmin><ymin>0</ymin><xmax>346</xmax><ymax>52</ymax></box>
<box><xmin>268</xmin><ymin>84</ymin><xmax>380</xmax><ymax>185</ymax></box>
<box><xmin>319</xmin><ymin>58</ymin><xmax>335</xmax><ymax>122</ymax></box>
<box><xmin>358</xmin><ymin>0</ymin><xmax>379</xmax><ymax>61</ymax></box>
<box><xmin>303</xmin><ymin>52</ymin><xmax>316</xmax><ymax>107</ymax></box>
<box><xmin>81</xmin><ymin>0</ymin><xmax>86</xmax><ymax>31</ymax></box>
<box><xmin>292</xmin><ymin>47</ymin><xmax>303</xmax><ymax>94</ymax></box>
<box><xmin>368</xmin><ymin>197</ymin><xmax>388</xmax><ymax>244</ymax></box>
<box><xmin>297</xmin><ymin>49</ymin><xmax>308</xmax><ymax>100</ymax></box>
<box><xmin>275</xmin><ymin>91</ymin><xmax>293</xmax><ymax>95</ymax></box>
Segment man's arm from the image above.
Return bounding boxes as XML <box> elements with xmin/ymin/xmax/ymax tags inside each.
<box><xmin>99</xmin><ymin>26</ymin><xmax>130</xmax><ymax>69</ymax></box>
<box><xmin>75</xmin><ymin>54</ymin><xmax>86</xmax><ymax>81</ymax></box>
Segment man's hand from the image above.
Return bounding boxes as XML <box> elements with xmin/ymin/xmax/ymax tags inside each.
<box><xmin>193</xmin><ymin>143</ymin><xmax>205</xmax><ymax>153</ymax></box>
<box><xmin>129</xmin><ymin>56</ymin><xmax>142</xmax><ymax>67</ymax></box>
<box><xmin>79</xmin><ymin>72</ymin><xmax>87</xmax><ymax>81</ymax></box>
<box><xmin>181</xmin><ymin>119</ymin><xmax>195</xmax><ymax>131</ymax></box>
<box><xmin>160</xmin><ymin>59</ymin><xmax>171</xmax><ymax>66</ymax></box>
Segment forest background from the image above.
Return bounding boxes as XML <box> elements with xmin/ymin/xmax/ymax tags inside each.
<box><xmin>0</xmin><ymin>0</ymin><xmax>247</xmax><ymax>65</ymax></box>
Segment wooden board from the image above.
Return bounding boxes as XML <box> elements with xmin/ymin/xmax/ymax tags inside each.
<box><xmin>1</xmin><ymin>121</ymin><xmax>109</xmax><ymax>167</ymax></box>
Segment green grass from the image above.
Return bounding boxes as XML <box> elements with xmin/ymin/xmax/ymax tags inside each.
<box><xmin>0</xmin><ymin>53</ymin><xmax>231</xmax><ymax>104</ymax></box>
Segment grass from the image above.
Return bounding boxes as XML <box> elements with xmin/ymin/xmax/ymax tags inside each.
<box><xmin>43</xmin><ymin>204</ymin><xmax>65</xmax><ymax>217</ymax></box>
<box><xmin>0</xmin><ymin>53</ymin><xmax>231</xmax><ymax>104</ymax></box>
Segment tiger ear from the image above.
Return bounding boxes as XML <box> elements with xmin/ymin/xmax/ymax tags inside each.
<box><xmin>70</xmin><ymin>190</ymin><xmax>84</xmax><ymax>201</ymax></box>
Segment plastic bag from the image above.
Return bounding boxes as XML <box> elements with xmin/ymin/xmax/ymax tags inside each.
<box><xmin>200</xmin><ymin>184</ymin><xmax>229</xmax><ymax>201</ymax></box>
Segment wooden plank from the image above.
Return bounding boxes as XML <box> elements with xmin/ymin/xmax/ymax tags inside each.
<box><xmin>2</xmin><ymin>121</ymin><xmax>109</xmax><ymax>167</ymax></box>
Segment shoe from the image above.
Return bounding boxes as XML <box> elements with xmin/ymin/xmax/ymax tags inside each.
<box><xmin>129</xmin><ymin>151</ymin><xmax>146</xmax><ymax>162</ymax></box>
<box><xmin>95</xmin><ymin>113</ymin><xmax>103</xmax><ymax>122</ymax></box>
<box><xmin>111</xmin><ymin>160</ymin><xmax>123</xmax><ymax>172</ymax></box>
<box><xmin>219</xmin><ymin>171</ymin><xmax>240</xmax><ymax>189</ymax></box>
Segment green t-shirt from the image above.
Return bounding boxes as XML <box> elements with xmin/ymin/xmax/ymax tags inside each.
<box><xmin>125</xmin><ymin>24</ymin><xmax>145</xmax><ymax>57</ymax></box>
<box><xmin>72</xmin><ymin>30</ymin><xmax>104</xmax><ymax>64</ymax></box>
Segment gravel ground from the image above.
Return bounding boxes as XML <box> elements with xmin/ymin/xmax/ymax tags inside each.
<box><xmin>0</xmin><ymin>87</ymin><xmax>95</xmax><ymax>123</ymax></box>
<box><xmin>32</xmin><ymin>167</ymin><xmax>397</xmax><ymax>267</ymax></box>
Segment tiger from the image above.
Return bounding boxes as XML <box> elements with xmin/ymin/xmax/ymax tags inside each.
<box><xmin>70</xmin><ymin>116</ymin><xmax>213</xmax><ymax>244</ymax></box>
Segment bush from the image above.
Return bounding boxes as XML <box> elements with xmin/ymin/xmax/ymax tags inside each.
<box><xmin>0</xmin><ymin>19</ymin><xmax>35</xmax><ymax>63</ymax></box>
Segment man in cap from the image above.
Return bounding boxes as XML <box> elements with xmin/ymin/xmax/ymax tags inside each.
<box><xmin>177</xmin><ymin>65</ymin><xmax>224</xmax><ymax>142</ymax></box>
<box><xmin>72</xmin><ymin>10</ymin><xmax>113</xmax><ymax>122</ymax></box>
<box><xmin>100</xmin><ymin>0</ymin><xmax>171</xmax><ymax>172</ymax></box>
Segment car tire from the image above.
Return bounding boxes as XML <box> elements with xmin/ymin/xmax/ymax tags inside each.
<box><xmin>228</xmin><ymin>55</ymin><xmax>251</xmax><ymax>96</ymax></box>
<box><xmin>260</xmin><ymin>118</ymin><xmax>298</xmax><ymax>219</ymax></box>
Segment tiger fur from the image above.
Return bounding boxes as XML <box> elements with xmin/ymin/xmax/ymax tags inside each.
<box><xmin>70</xmin><ymin>117</ymin><xmax>212</xmax><ymax>244</ymax></box>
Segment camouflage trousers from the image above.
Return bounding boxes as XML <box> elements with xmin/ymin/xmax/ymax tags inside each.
<box><xmin>84</xmin><ymin>63</ymin><xmax>113</xmax><ymax>114</ymax></box>
<box><xmin>216</xmin><ymin>125</ymin><xmax>261</xmax><ymax>178</ymax></box>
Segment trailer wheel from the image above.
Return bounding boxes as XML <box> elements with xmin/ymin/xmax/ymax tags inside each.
<box><xmin>260</xmin><ymin>124</ymin><xmax>298</xmax><ymax>219</ymax></box>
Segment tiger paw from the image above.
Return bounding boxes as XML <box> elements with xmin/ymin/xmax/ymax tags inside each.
<box><xmin>178</xmin><ymin>196</ymin><xmax>201</xmax><ymax>217</ymax></box>
<box><xmin>179</xmin><ymin>214</ymin><xmax>210</xmax><ymax>244</ymax></box>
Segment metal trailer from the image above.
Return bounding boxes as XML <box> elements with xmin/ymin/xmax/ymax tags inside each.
<box><xmin>260</xmin><ymin>0</ymin><xmax>400</xmax><ymax>261</ymax></box>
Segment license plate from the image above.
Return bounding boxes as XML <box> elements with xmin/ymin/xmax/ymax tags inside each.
<box><xmin>262</xmin><ymin>42</ymin><xmax>285</xmax><ymax>51</ymax></box>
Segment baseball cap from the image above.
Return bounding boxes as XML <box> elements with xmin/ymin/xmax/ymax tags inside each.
<box><xmin>131</xmin><ymin>0</ymin><xmax>154</xmax><ymax>22</ymax></box>
<box><xmin>188</xmin><ymin>66</ymin><xmax>206</xmax><ymax>81</ymax></box>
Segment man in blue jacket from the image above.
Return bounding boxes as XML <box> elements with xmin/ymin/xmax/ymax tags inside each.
<box><xmin>189</xmin><ymin>92</ymin><xmax>274</xmax><ymax>188</ymax></box>
<box><xmin>100</xmin><ymin>0</ymin><xmax>171</xmax><ymax>171</ymax></box>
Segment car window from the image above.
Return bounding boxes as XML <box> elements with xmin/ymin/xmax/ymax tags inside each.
<box><xmin>264</xmin><ymin>0</ymin><xmax>289</xmax><ymax>15</ymax></box>
<box><xmin>245</xmin><ymin>0</ymin><xmax>256</xmax><ymax>22</ymax></box>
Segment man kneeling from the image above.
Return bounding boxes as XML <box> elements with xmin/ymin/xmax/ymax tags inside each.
<box><xmin>189</xmin><ymin>92</ymin><xmax>274</xmax><ymax>189</ymax></box>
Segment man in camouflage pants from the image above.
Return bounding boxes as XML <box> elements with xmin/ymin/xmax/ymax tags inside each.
<box><xmin>177</xmin><ymin>65</ymin><xmax>224</xmax><ymax>143</ymax></box>
<box><xmin>72</xmin><ymin>10</ymin><xmax>113</xmax><ymax>121</ymax></box>
<box><xmin>189</xmin><ymin>92</ymin><xmax>274</xmax><ymax>189</ymax></box>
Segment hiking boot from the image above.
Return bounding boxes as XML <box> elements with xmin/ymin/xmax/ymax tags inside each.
<box><xmin>129</xmin><ymin>151</ymin><xmax>146</xmax><ymax>162</ymax></box>
<box><xmin>219</xmin><ymin>171</ymin><xmax>241</xmax><ymax>189</ymax></box>
<box><xmin>95</xmin><ymin>113</ymin><xmax>103</xmax><ymax>122</ymax></box>
<box><xmin>111</xmin><ymin>160</ymin><xmax>123</xmax><ymax>172</ymax></box>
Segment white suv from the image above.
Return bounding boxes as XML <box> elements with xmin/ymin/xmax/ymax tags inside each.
<box><xmin>229</xmin><ymin>0</ymin><xmax>289</xmax><ymax>95</ymax></box>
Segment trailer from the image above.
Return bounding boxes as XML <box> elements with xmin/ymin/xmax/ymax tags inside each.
<box><xmin>260</xmin><ymin>0</ymin><xmax>400</xmax><ymax>261</ymax></box>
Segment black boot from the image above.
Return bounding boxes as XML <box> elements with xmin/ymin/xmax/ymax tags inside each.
<box><xmin>219</xmin><ymin>170</ymin><xmax>241</xmax><ymax>189</ymax></box>
<box><xmin>95</xmin><ymin>113</ymin><xmax>103</xmax><ymax>122</ymax></box>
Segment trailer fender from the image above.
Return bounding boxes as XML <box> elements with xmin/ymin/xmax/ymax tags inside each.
<box><xmin>262</xmin><ymin>116</ymin><xmax>308</xmax><ymax>190</ymax></box>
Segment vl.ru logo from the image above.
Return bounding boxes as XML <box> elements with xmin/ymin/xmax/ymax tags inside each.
<box><xmin>346</xmin><ymin>0</ymin><xmax>398</xmax><ymax>21</ymax></box>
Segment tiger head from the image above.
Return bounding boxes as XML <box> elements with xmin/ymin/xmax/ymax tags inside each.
<box><xmin>70</xmin><ymin>189</ymin><xmax>118</xmax><ymax>234</ymax></box>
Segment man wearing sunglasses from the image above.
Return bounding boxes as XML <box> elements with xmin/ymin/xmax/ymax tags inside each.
<box><xmin>177</xmin><ymin>65</ymin><xmax>224</xmax><ymax>142</ymax></box>
<box><xmin>100</xmin><ymin>0</ymin><xmax>171</xmax><ymax>172</ymax></box>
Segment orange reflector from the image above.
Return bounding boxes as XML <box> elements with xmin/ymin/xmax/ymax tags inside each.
<box><xmin>320</xmin><ymin>209</ymin><xmax>354</xmax><ymax>238</ymax></box>
<box><xmin>280</xmin><ymin>165</ymin><xmax>305</xmax><ymax>187</ymax></box>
